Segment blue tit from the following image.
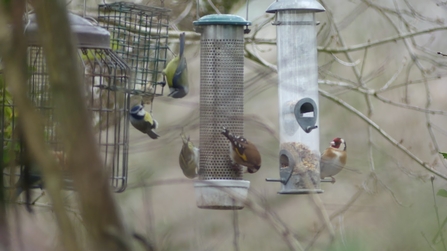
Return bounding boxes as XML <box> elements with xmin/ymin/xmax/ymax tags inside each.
<box><xmin>221</xmin><ymin>127</ymin><xmax>262</xmax><ymax>174</ymax></box>
<box><xmin>15</xmin><ymin>150</ymin><xmax>65</xmax><ymax>212</ymax></box>
<box><xmin>179</xmin><ymin>132</ymin><xmax>199</xmax><ymax>179</ymax></box>
<box><xmin>15</xmin><ymin>155</ymin><xmax>42</xmax><ymax>213</ymax></box>
<box><xmin>15</xmin><ymin>163</ymin><xmax>43</xmax><ymax>198</ymax></box>
<box><xmin>129</xmin><ymin>104</ymin><xmax>160</xmax><ymax>139</ymax></box>
<box><xmin>162</xmin><ymin>32</ymin><xmax>189</xmax><ymax>99</ymax></box>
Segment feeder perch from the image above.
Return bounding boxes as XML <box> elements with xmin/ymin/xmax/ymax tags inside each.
<box><xmin>265</xmin><ymin>0</ymin><xmax>325</xmax><ymax>194</ymax></box>
<box><xmin>98</xmin><ymin>2</ymin><xmax>170</xmax><ymax>98</ymax></box>
<box><xmin>193</xmin><ymin>14</ymin><xmax>251</xmax><ymax>210</ymax></box>
<box><xmin>1</xmin><ymin>13</ymin><xmax>130</xmax><ymax>193</ymax></box>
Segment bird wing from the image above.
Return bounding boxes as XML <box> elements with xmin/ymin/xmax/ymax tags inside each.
<box><xmin>234</xmin><ymin>146</ymin><xmax>248</xmax><ymax>162</ymax></box>
<box><xmin>320</xmin><ymin>148</ymin><xmax>345</xmax><ymax>177</ymax></box>
<box><xmin>146</xmin><ymin>130</ymin><xmax>160</xmax><ymax>139</ymax></box>
<box><xmin>172</xmin><ymin>56</ymin><xmax>188</xmax><ymax>89</ymax></box>
<box><xmin>179</xmin><ymin>142</ymin><xmax>198</xmax><ymax>179</ymax></box>
<box><xmin>143</xmin><ymin>112</ymin><xmax>154</xmax><ymax>125</ymax></box>
<box><xmin>163</xmin><ymin>57</ymin><xmax>179</xmax><ymax>88</ymax></box>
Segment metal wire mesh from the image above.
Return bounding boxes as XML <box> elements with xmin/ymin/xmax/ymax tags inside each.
<box><xmin>1</xmin><ymin>46</ymin><xmax>130</xmax><ymax>193</ymax></box>
<box><xmin>98</xmin><ymin>2</ymin><xmax>170</xmax><ymax>97</ymax></box>
<box><xmin>199</xmin><ymin>26</ymin><xmax>246</xmax><ymax>180</ymax></box>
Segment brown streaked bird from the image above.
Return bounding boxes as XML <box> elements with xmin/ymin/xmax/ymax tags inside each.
<box><xmin>320</xmin><ymin>138</ymin><xmax>347</xmax><ymax>183</ymax></box>
<box><xmin>221</xmin><ymin>127</ymin><xmax>262</xmax><ymax>174</ymax></box>
<box><xmin>179</xmin><ymin>132</ymin><xmax>199</xmax><ymax>179</ymax></box>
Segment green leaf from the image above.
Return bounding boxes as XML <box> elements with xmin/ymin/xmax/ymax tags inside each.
<box><xmin>437</xmin><ymin>189</ymin><xmax>447</xmax><ymax>198</ymax></box>
<box><xmin>440</xmin><ymin>152</ymin><xmax>447</xmax><ymax>159</ymax></box>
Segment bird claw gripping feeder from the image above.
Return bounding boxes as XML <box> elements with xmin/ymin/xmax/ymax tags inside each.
<box><xmin>98</xmin><ymin>2</ymin><xmax>170</xmax><ymax>99</ymax></box>
<box><xmin>193</xmin><ymin>15</ymin><xmax>251</xmax><ymax>210</ymax></box>
<box><xmin>265</xmin><ymin>0</ymin><xmax>325</xmax><ymax>194</ymax></box>
<box><xmin>1</xmin><ymin>13</ymin><xmax>130</xmax><ymax>193</ymax></box>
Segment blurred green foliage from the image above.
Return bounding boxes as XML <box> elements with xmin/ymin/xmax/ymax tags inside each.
<box><xmin>0</xmin><ymin>72</ymin><xmax>18</xmax><ymax>168</ymax></box>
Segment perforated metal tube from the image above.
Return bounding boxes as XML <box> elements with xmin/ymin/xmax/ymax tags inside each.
<box><xmin>193</xmin><ymin>14</ymin><xmax>251</xmax><ymax>210</ymax></box>
<box><xmin>198</xmin><ymin>25</ymin><xmax>244</xmax><ymax>180</ymax></box>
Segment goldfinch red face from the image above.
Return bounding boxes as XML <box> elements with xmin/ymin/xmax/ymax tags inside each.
<box><xmin>330</xmin><ymin>137</ymin><xmax>346</xmax><ymax>151</ymax></box>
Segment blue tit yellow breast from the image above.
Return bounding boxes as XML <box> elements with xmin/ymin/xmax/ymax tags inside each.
<box><xmin>143</xmin><ymin>112</ymin><xmax>154</xmax><ymax>124</ymax></box>
<box><xmin>164</xmin><ymin>56</ymin><xmax>180</xmax><ymax>88</ymax></box>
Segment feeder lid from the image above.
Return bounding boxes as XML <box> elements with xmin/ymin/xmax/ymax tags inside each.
<box><xmin>193</xmin><ymin>14</ymin><xmax>251</xmax><ymax>26</ymax></box>
<box><xmin>266</xmin><ymin>0</ymin><xmax>325</xmax><ymax>13</ymax></box>
<box><xmin>25</xmin><ymin>13</ymin><xmax>110</xmax><ymax>49</ymax></box>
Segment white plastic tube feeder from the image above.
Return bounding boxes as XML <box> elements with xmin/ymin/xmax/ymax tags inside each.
<box><xmin>265</xmin><ymin>0</ymin><xmax>325</xmax><ymax>194</ymax></box>
<box><xmin>193</xmin><ymin>15</ymin><xmax>251</xmax><ymax>209</ymax></box>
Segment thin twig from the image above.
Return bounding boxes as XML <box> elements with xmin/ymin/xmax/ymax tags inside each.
<box><xmin>379</xmin><ymin>57</ymin><xmax>407</xmax><ymax>91</ymax></box>
<box><xmin>431</xmin><ymin>176</ymin><xmax>447</xmax><ymax>250</ymax></box>
<box><xmin>319</xmin><ymin>89</ymin><xmax>447</xmax><ymax>181</ymax></box>
<box><xmin>375</xmin><ymin>174</ymin><xmax>409</xmax><ymax>207</ymax></box>
<box><xmin>422</xmin><ymin>231</ymin><xmax>438</xmax><ymax>251</ymax></box>
<box><xmin>305</xmin><ymin>188</ymin><xmax>364</xmax><ymax>250</ymax></box>
<box><xmin>232</xmin><ymin>204</ymin><xmax>240</xmax><ymax>251</ymax></box>
<box><xmin>318</xmin><ymin>26</ymin><xmax>447</xmax><ymax>53</ymax></box>
<box><xmin>310</xmin><ymin>194</ymin><xmax>335</xmax><ymax>240</ymax></box>
<box><xmin>206</xmin><ymin>0</ymin><xmax>221</xmax><ymax>14</ymax></box>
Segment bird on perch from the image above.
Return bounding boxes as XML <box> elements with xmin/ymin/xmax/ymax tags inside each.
<box><xmin>15</xmin><ymin>150</ymin><xmax>66</xmax><ymax>212</ymax></box>
<box><xmin>179</xmin><ymin>131</ymin><xmax>199</xmax><ymax>179</ymax></box>
<box><xmin>221</xmin><ymin>127</ymin><xmax>261</xmax><ymax>174</ymax></box>
<box><xmin>320</xmin><ymin>137</ymin><xmax>347</xmax><ymax>184</ymax></box>
<box><xmin>162</xmin><ymin>32</ymin><xmax>189</xmax><ymax>98</ymax></box>
<box><xmin>129</xmin><ymin>104</ymin><xmax>160</xmax><ymax>139</ymax></box>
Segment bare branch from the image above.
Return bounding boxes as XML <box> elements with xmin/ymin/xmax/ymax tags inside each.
<box><xmin>319</xmin><ymin>89</ymin><xmax>447</xmax><ymax>181</ymax></box>
<box><xmin>29</xmin><ymin>0</ymin><xmax>131</xmax><ymax>249</ymax></box>
<box><xmin>318</xmin><ymin>26</ymin><xmax>447</xmax><ymax>53</ymax></box>
<box><xmin>379</xmin><ymin>57</ymin><xmax>407</xmax><ymax>91</ymax></box>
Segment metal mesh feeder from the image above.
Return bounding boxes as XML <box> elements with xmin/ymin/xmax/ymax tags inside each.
<box><xmin>265</xmin><ymin>0</ymin><xmax>325</xmax><ymax>194</ymax></box>
<box><xmin>98</xmin><ymin>2</ymin><xmax>170</xmax><ymax>98</ymax></box>
<box><xmin>1</xmin><ymin>13</ymin><xmax>130</xmax><ymax>193</ymax></box>
<box><xmin>193</xmin><ymin>14</ymin><xmax>251</xmax><ymax>210</ymax></box>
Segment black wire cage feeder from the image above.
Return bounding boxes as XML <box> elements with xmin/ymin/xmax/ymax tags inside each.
<box><xmin>1</xmin><ymin>13</ymin><xmax>131</xmax><ymax>194</ymax></box>
<box><xmin>97</xmin><ymin>1</ymin><xmax>171</xmax><ymax>98</ymax></box>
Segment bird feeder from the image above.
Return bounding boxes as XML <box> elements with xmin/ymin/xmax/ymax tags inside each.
<box><xmin>98</xmin><ymin>2</ymin><xmax>170</xmax><ymax>98</ymax></box>
<box><xmin>265</xmin><ymin>0</ymin><xmax>325</xmax><ymax>194</ymax></box>
<box><xmin>1</xmin><ymin>13</ymin><xmax>130</xmax><ymax>193</ymax></box>
<box><xmin>193</xmin><ymin>15</ymin><xmax>251</xmax><ymax>210</ymax></box>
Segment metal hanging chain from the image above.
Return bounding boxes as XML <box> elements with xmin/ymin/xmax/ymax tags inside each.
<box><xmin>83</xmin><ymin>0</ymin><xmax>87</xmax><ymax>17</ymax></box>
<box><xmin>196</xmin><ymin>0</ymin><xmax>200</xmax><ymax>19</ymax></box>
<box><xmin>244</xmin><ymin>0</ymin><xmax>251</xmax><ymax>34</ymax></box>
<box><xmin>246</xmin><ymin>0</ymin><xmax>249</xmax><ymax>21</ymax></box>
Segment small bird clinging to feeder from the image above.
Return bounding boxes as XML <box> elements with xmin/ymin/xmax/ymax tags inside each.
<box><xmin>162</xmin><ymin>32</ymin><xmax>189</xmax><ymax>98</ymax></box>
<box><xmin>179</xmin><ymin>131</ymin><xmax>199</xmax><ymax>179</ymax></box>
<box><xmin>129</xmin><ymin>104</ymin><xmax>160</xmax><ymax>139</ymax></box>
<box><xmin>320</xmin><ymin>137</ymin><xmax>347</xmax><ymax>184</ymax></box>
<box><xmin>221</xmin><ymin>127</ymin><xmax>261</xmax><ymax>174</ymax></box>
